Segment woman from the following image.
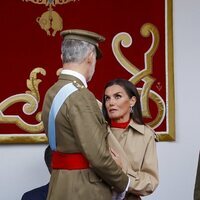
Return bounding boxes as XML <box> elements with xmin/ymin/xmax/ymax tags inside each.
<box><xmin>102</xmin><ymin>78</ymin><xmax>159</xmax><ymax>200</ymax></box>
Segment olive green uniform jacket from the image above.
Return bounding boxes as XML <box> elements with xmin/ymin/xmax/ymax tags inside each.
<box><xmin>42</xmin><ymin>74</ymin><xmax>128</xmax><ymax>200</ymax></box>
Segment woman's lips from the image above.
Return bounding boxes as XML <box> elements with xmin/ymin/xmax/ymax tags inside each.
<box><xmin>109</xmin><ymin>108</ymin><xmax>117</xmax><ymax>113</ymax></box>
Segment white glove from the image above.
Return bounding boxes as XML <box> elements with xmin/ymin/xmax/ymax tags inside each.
<box><xmin>112</xmin><ymin>177</ymin><xmax>130</xmax><ymax>200</ymax></box>
<box><xmin>112</xmin><ymin>191</ymin><xmax>126</xmax><ymax>200</ymax></box>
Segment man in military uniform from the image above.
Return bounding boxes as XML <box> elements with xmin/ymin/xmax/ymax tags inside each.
<box><xmin>42</xmin><ymin>29</ymin><xmax>129</xmax><ymax>200</ymax></box>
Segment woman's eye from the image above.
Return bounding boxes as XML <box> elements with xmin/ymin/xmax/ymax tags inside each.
<box><xmin>105</xmin><ymin>96</ymin><xmax>110</xmax><ymax>101</ymax></box>
<box><xmin>115</xmin><ymin>94</ymin><xmax>121</xmax><ymax>99</ymax></box>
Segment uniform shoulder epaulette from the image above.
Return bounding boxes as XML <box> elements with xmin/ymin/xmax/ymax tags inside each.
<box><xmin>72</xmin><ymin>80</ymin><xmax>85</xmax><ymax>89</ymax></box>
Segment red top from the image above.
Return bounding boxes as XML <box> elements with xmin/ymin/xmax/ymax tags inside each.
<box><xmin>110</xmin><ymin>119</ymin><xmax>130</xmax><ymax>129</ymax></box>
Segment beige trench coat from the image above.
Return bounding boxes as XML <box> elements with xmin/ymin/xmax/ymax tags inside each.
<box><xmin>42</xmin><ymin>74</ymin><xmax>128</xmax><ymax>200</ymax></box>
<box><xmin>107</xmin><ymin>120</ymin><xmax>159</xmax><ymax>200</ymax></box>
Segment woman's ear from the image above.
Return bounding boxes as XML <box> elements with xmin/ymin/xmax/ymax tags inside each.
<box><xmin>130</xmin><ymin>96</ymin><xmax>137</xmax><ymax>107</ymax></box>
<box><xmin>61</xmin><ymin>54</ymin><xmax>63</xmax><ymax>62</ymax></box>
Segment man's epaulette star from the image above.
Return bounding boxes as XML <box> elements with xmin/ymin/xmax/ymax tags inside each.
<box><xmin>73</xmin><ymin>81</ymin><xmax>85</xmax><ymax>89</ymax></box>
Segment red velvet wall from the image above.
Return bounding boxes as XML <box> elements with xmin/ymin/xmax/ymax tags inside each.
<box><xmin>0</xmin><ymin>0</ymin><xmax>168</xmax><ymax>135</ymax></box>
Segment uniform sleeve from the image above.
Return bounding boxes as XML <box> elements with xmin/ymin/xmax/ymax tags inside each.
<box><xmin>127</xmin><ymin>129</ymin><xmax>159</xmax><ymax>196</ymax></box>
<box><xmin>68</xmin><ymin>89</ymin><xmax>128</xmax><ymax>192</ymax></box>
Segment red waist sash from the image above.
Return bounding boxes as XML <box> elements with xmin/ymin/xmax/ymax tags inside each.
<box><xmin>52</xmin><ymin>151</ymin><xmax>89</xmax><ymax>170</ymax></box>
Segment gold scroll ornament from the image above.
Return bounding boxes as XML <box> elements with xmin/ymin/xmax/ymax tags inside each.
<box><xmin>0</xmin><ymin>68</ymin><xmax>63</xmax><ymax>145</ymax></box>
<box><xmin>0</xmin><ymin>68</ymin><xmax>46</xmax><ymax>133</ymax></box>
<box><xmin>112</xmin><ymin>23</ymin><xmax>166</xmax><ymax>135</ymax></box>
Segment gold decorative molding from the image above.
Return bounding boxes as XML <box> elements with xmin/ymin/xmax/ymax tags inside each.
<box><xmin>0</xmin><ymin>134</ymin><xmax>47</xmax><ymax>144</ymax></box>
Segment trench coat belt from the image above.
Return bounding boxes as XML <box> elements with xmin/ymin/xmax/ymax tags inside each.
<box><xmin>52</xmin><ymin>151</ymin><xmax>90</xmax><ymax>170</ymax></box>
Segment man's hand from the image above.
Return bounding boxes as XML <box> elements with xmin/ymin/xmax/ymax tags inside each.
<box><xmin>109</xmin><ymin>147</ymin><xmax>122</xmax><ymax>168</ymax></box>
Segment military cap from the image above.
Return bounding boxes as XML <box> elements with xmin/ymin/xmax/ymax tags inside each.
<box><xmin>60</xmin><ymin>29</ymin><xmax>105</xmax><ymax>59</ymax></box>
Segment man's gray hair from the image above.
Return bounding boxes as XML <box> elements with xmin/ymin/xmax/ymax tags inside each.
<box><xmin>61</xmin><ymin>39</ymin><xmax>96</xmax><ymax>64</ymax></box>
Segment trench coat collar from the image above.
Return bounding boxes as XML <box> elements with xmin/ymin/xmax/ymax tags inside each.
<box><xmin>129</xmin><ymin>120</ymin><xmax>145</xmax><ymax>135</ymax></box>
<box><xmin>107</xmin><ymin>119</ymin><xmax>145</xmax><ymax>135</ymax></box>
<box><xmin>59</xmin><ymin>73</ymin><xmax>86</xmax><ymax>88</ymax></box>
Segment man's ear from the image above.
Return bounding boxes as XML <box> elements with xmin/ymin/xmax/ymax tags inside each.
<box><xmin>56</xmin><ymin>68</ymin><xmax>63</xmax><ymax>76</ymax></box>
<box><xmin>87</xmin><ymin>52</ymin><xmax>95</xmax><ymax>64</ymax></box>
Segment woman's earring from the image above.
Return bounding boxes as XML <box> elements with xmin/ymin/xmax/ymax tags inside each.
<box><xmin>130</xmin><ymin>105</ymin><xmax>133</xmax><ymax>113</ymax></box>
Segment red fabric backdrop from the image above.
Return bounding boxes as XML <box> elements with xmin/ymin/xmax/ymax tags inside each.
<box><xmin>0</xmin><ymin>0</ymin><xmax>168</xmax><ymax>136</ymax></box>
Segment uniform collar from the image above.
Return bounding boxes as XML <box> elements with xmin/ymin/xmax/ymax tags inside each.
<box><xmin>61</xmin><ymin>69</ymin><xmax>87</xmax><ymax>88</ymax></box>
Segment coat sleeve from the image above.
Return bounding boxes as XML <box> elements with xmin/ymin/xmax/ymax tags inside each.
<box><xmin>67</xmin><ymin>89</ymin><xmax>129</xmax><ymax>192</ymax></box>
<box><xmin>127</xmin><ymin>128</ymin><xmax>159</xmax><ymax>196</ymax></box>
